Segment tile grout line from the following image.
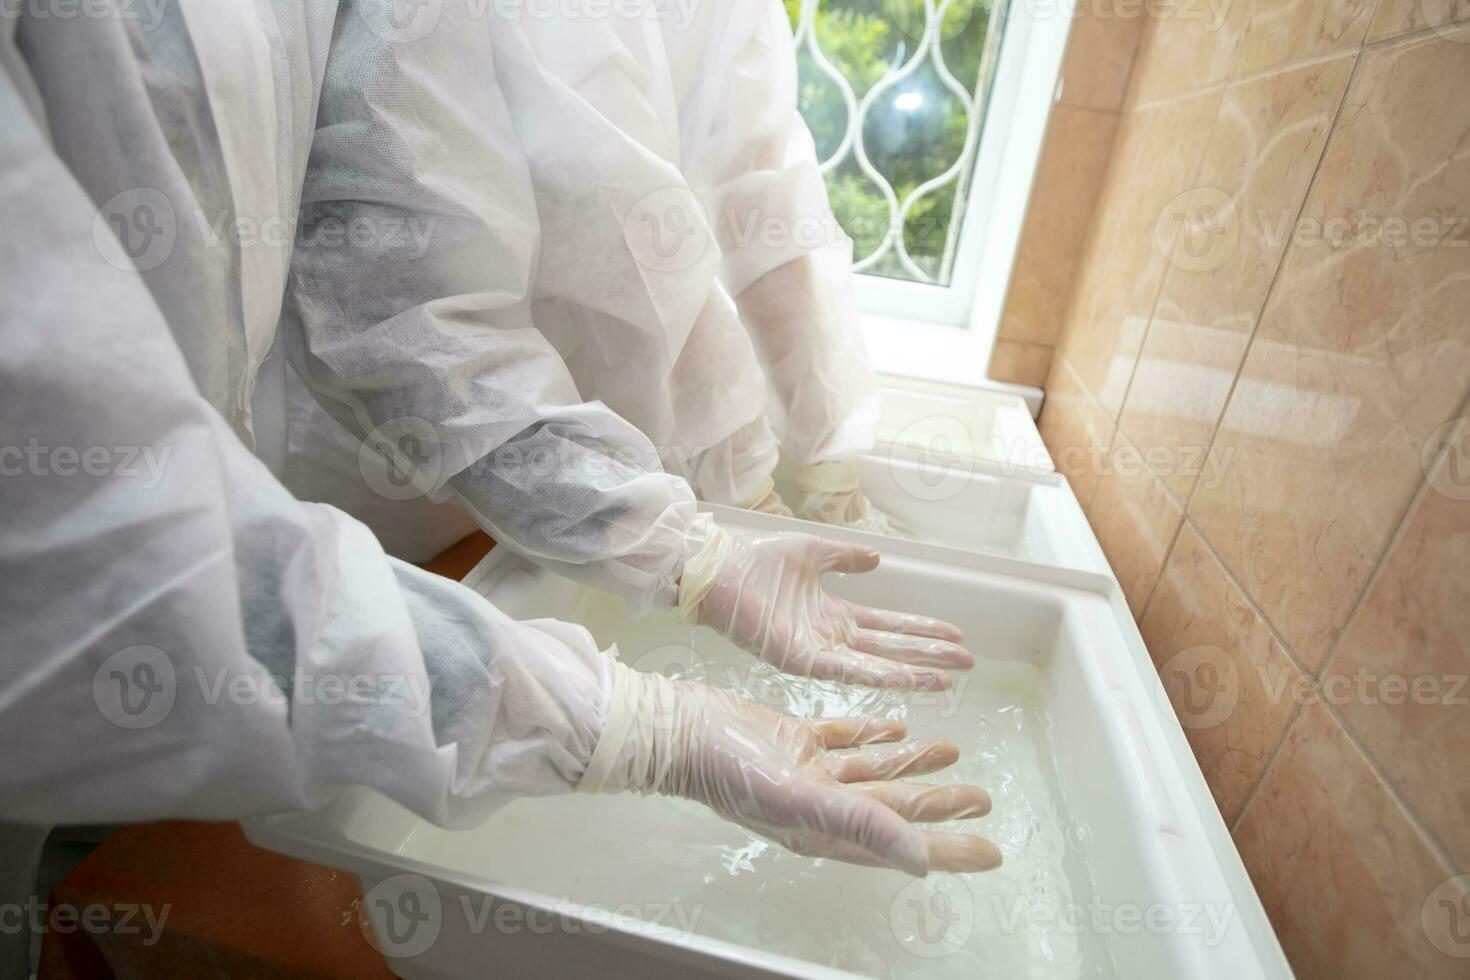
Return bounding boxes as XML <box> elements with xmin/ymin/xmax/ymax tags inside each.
<box><xmin>1048</xmin><ymin>366</ymin><xmax>1465</xmax><ymax>874</ymax></box>
<box><xmin>1060</xmin><ymin>40</ymin><xmax>1369</xmax><ymax>677</ymax></box>
<box><xmin>1161</xmin><ymin>39</ymin><xmax>1372</xmax><ymax>672</ymax></box>
<box><xmin>1108</xmin><ymin>424</ymin><xmax>1190</xmax><ymax>618</ymax></box>
<box><xmin>1055</xmin><ymin>101</ymin><xmax>1127</xmax><ymax>119</ymax></box>
<box><xmin>1107</xmin><ymin>39</ymin><xmax>1242</xmax><ymax>431</ymax></box>
<box><xmin>1109</xmin><ymin>19</ymin><xmax>1344</xmax><ymax>629</ymax></box>
<box><xmin>1126</xmin><ymin>6</ymin><xmax>1466</xmax><ymax>119</ymax></box>
<box><xmin>1053</xmin><ymin>3</ymin><xmax>1470</xmax><ymax>871</ymax></box>
<box><xmin>1177</xmin><ymin>38</ymin><xmax>1366</xmax><ymax>521</ymax></box>
<box><xmin>1183</xmin><ymin>510</ymin><xmax>1315</xmax><ymax>680</ymax></box>
<box><xmin>1128</xmin><ymin>42</ymin><xmax>1358</xmax><ymax>116</ymax></box>
<box><xmin>1227</xmin><ymin>698</ymin><xmax>1308</xmax><ymax>835</ymax></box>
<box><xmin>1362</xmin><ymin>16</ymin><xmax>1470</xmax><ymax>51</ymax></box>
<box><xmin>1323</xmin><ymin>696</ymin><xmax>1465</xmax><ymax>876</ymax></box>
<box><xmin>1312</xmin><ymin>385</ymin><xmax>1470</xmax><ymax>684</ymax></box>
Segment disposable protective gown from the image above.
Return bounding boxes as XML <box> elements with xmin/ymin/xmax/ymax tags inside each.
<box><xmin>284</xmin><ymin>0</ymin><xmax>882</xmax><ymax>550</ymax></box>
<box><xmin>0</xmin><ymin>0</ymin><xmax>684</xmax><ymax>829</ymax></box>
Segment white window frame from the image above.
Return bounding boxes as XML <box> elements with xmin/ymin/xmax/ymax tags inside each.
<box><xmin>840</xmin><ymin>0</ymin><xmax>1077</xmax><ymax>390</ymax></box>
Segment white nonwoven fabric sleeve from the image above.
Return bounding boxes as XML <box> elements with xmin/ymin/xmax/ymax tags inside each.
<box><xmin>0</xmin><ymin>41</ymin><xmax>613</xmax><ymax>830</ymax></box>
<box><xmin>282</xmin><ymin>0</ymin><xmax>711</xmax><ymax>615</ymax></box>
<box><xmin>675</xmin><ymin>2</ymin><xmax>881</xmax><ymax>465</ymax></box>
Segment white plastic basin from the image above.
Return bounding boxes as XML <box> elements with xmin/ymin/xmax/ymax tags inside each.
<box><xmin>244</xmin><ymin>517</ymin><xmax>1290</xmax><ymax>980</ymax></box>
<box><xmin>772</xmin><ymin>453</ymin><xmax>1107</xmax><ymax>577</ymax></box>
<box><xmin>874</xmin><ymin>383</ymin><xmax>1053</xmax><ymax>477</ymax></box>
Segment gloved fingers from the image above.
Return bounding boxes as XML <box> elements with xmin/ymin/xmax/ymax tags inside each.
<box><xmin>845</xmin><ymin>781</ymin><xmax>993</xmax><ymax>823</ymax></box>
<box><xmin>771</xmin><ymin>829</ymin><xmax>1000</xmax><ymax>874</ymax></box>
<box><xmin>808</xmin><ymin>715</ymin><xmax>907</xmax><ymax>749</ymax></box>
<box><xmin>917</xmin><ymin>832</ymin><xmax>1004</xmax><ymax>873</ymax></box>
<box><xmin>848</xmin><ymin>604</ymin><xmax>965</xmax><ymax>644</ymax></box>
<box><xmin>780</xmin><ymin>781</ymin><xmax>929</xmax><ymax>877</ymax></box>
<box><xmin>824</xmin><ymin>739</ymin><xmax>960</xmax><ymax>784</ymax></box>
<box><xmin>849</xmin><ymin>628</ymin><xmax>975</xmax><ymax>669</ymax></box>
<box><xmin>806</xmin><ymin>646</ymin><xmax>952</xmax><ymax>691</ymax></box>
<box><xmin>812</xmin><ymin>538</ymin><xmax>881</xmax><ymax>574</ymax></box>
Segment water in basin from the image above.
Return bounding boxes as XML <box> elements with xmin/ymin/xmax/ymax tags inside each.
<box><xmin>406</xmin><ymin>589</ymin><xmax>1119</xmax><ymax>980</ymax></box>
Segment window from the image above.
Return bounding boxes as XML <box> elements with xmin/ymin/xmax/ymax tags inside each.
<box><xmin>785</xmin><ymin>0</ymin><xmax>1074</xmax><ymax>387</ymax></box>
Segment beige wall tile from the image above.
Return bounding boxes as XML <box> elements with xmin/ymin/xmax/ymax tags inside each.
<box><xmin>1367</xmin><ymin>0</ymin><xmax>1470</xmax><ymax>40</ymax></box>
<box><xmin>1140</xmin><ymin>523</ymin><xmax>1305</xmax><ymax>820</ymax></box>
<box><xmin>1124</xmin><ymin>0</ymin><xmax>1249</xmax><ymax>106</ymax></box>
<box><xmin>988</xmin><ymin>339</ymin><xmax>1054</xmax><ymax>387</ymax></box>
<box><xmin>1088</xmin><ymin>434</ymin><xmax>1186</xmax><ymax>613</ymax></box>
<box><xmin>1056</xmin><ymin>89</ymin><xmax>1222</xmax><ymax>418</ymax></box>
<box><xmin>1233</xmin><ymin>703</ymin><xmax>1465</xmax><ymax>979</ymax></box>
<box><xmin>1038</xmin><ymin>357</ymin><xmax>1116</xmax><ymax>507</ymax></box>
<box><xmin>1059</xmin><ymin>0</ymin><xmax>1148</xmax><ymax>110</ymax></box>
<box><xmin>999</xmin><ymin>107</ymin><xmax>1120</xmax><ymax>348</ymax></box>
<box><xmin>1186</xmin><ymin>33</ymin><xmax>1470</xmax><ymax>670</ymax></box>
<box><xmin>1117</xmin><ymin>55</ymin><xmax>1353</xmax><ymax>502</ymax></box>
<box><xmin>1324</xmin><ymin>418</ymin><xmax>1470</xmax><ymax>868</ymax></box>
<box><xmin>1232</xmin><ymin>0</ymin><xmax>1378</xmax><ymax>76</ymax></box>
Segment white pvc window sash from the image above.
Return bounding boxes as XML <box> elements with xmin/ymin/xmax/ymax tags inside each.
<box><xmin>792</xmin><ymin>0</ymin><xmax>1077</xmax><ymax>389</ymax></box>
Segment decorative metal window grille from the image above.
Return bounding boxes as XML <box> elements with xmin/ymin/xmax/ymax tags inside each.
<box><xmin>785</xmin><ymin>0</ymin><xmax>1011</xmax><ymax>287</ymax></box>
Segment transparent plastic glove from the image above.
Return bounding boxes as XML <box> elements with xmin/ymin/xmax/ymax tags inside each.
<box><xmin>794</xmin><ymin>461</ymin><xmax>904</xmax><ymax>536</ymax></box>
<box><xmin>581</xmin><ymin>664</ymin><xmax>1002</xmax><ymax>875</ymax></box>
<box><xmin>680</xmin><ymin>528</ymin><xmax>973</xmax><ymax>690</ymax></box>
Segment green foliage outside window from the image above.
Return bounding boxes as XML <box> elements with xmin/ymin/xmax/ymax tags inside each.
<box><xmin>782</xmin><ymin>0</ymin><xmax>998</xmax><ymax>284</ymax></box>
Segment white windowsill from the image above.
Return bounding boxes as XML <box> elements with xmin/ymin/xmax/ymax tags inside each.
<box><xmin>864</xmin><ymin>313</ymin><xmax>1044</xmax><ymax>416</ymax></box>
<box><xmin>848</xmin><ymin>0</ymin><xmax>1073</xmax><ymax>421</ymax></box>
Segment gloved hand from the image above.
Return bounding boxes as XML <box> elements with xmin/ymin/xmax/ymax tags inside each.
<box><xmin>794</xmin><ymin>460</ymin><xmax>904</xmax><ymax>535</ymax></box>
<box><xmin>679</xmin><ymin>528</ymin><xmax>973</xmax><ymax>690</ymax></box>
<box><xmin>580</xmin><ymin>663</ymin><xmax>1002</xmax><ymax>875</ymax></box>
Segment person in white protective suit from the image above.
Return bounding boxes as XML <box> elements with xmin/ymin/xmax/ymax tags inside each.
<box><xmin>505</xmin><ymin>0</ymin><xmax>901</xmax><ymax>532</ymax></box>
<box><xmin>0</xmin><ymin>0</ymin><xmax>1001</xmax><ymax>934</ymax></box>
<box><xmin>666</xmin><ymin>0</ymin><xmax>903</xmax><ymax>533</ymax></box>
<box><xmin>282</xmin><ymin>5</ymin><xmax>972</xmax><ymax>690</ymax></box>
<box><xmin>281</xmin><ymin>0</ymin><xmax>899</xmax><ymax>546</ymax></box>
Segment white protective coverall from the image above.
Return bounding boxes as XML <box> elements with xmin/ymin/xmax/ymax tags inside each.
<box><xmin>283</xmin><ymin>0</ymin><xmax>892</xmax><ymax>548</ymax></box>
<box><xmin>1</xmin><ymin>0</ymin><xmax>623</xmax><ymax>832</ymax></box>
<box><xmin>0</xmin><ymin>5</ymin><xmax>999</xmax><ymax>928</ymax></box>
<box><xmin>1</xmin><ymin>0</ymin><xmax>991</xmax><ymax>888</ymax></box>
<box><xmin>274</xmin><ymin>2</ymin><xmax>970</xmax><ymax>689</ymax></box>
